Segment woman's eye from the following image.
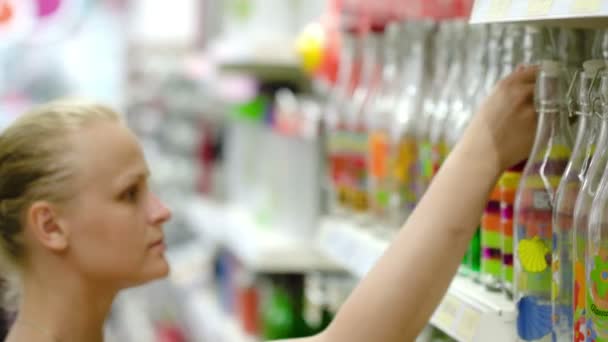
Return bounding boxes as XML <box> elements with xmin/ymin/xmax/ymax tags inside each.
<box><xmin>123</xmin><ymin>186</ymin><xmax>139</xmax><ymax>202</ymax></box>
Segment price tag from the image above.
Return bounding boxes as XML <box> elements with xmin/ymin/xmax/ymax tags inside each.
<box><xmin>572</xmin><ymin>0</ymin><xmax>601</xmax><ymax>12</ymax></box>
<box><xmin>487</xmin><ymin>0</ymin><xmax>512</xmax><ymax>19</ymax></box>
<box><xmin>528</xmin><ymin>0</ymin><xmax>554</xmax><ymax>16</ymax></box>
<box><xmin>457</xmin><ymin>307</ymin><xmax>481</xmax><ymax>341</ymax></box>
<box><xmin>434</xmin><ymin>295</ymin><xmax>460</xmax><ymax>330</ymax></box>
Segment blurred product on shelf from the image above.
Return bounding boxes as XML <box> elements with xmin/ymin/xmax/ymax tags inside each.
<box><xmin>211</xmin><ymin>249</ymin><xmax>355</xmax><ymax>341</ymax></box>
<box><xmin>367</xmin><ymin>22</ymin><xmax>402</xmax><ymax>226</ymax></box>
<box><xmin>390</xmin><ymin>20</ymin><xmax>434</xmax><ymax>223</ymax></box>
<box><xmin>343</xmin><ymin>19</ymin><xmax>384</xmax><ymax>222</ymax></box>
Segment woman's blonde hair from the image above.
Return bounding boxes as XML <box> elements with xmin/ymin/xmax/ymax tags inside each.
<box><xmin>0</xmin><ymin>99</ymin><xmax>121</xmax><ymax>306</ymax></box>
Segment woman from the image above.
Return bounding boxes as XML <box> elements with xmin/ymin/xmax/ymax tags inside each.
<box><xmin>1</xmin><ymin>66</ymin><xmax>537</xmax><ymax>342</ymax></box>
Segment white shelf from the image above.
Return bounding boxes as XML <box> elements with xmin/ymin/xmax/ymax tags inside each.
<box><xmin>319</xmin><ymin>217</ymin><xmax>516</xmax><ymax>342</ymax></box>
<box><xmin>184</xmin><ymin>289</ymin><xmax>257</xmax><ymax>342</ymax></box>
<box><xmin>470</xmin><ymin>0</ymin><xmax>608</xmax><ymax>27</ymax></box>
<box><xmin>186</xmin><ymin>196</ymin><xmax>340</xmax><ymax>273</ymax></box>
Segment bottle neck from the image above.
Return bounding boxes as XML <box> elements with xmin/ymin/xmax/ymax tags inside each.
<box><xmin>359</xmin><ymin>33</ymin><xmax>384</xmax><ymax>89</ymax></box>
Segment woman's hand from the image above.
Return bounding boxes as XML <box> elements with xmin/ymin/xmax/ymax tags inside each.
<box><xmin>460</xmin><ymin>65</ymin><xmax>539</xmax><ymax>172</ymax></box>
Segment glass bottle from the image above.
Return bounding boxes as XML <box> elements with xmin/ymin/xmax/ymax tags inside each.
<box><xmin>586</xmin><ymin>68</ymin><xmax>608</xmax><ymax>342</ymax></box>
<box><xmin>552</xmin><ymin>60</ymin><xmax>605</xmax><ymax>342</ymax></box>
<box><xmin>503</xmin><ymin>26</ymin><xmax>548</xmax><ymax>298</ymax></box>
<box><xmin>428</xmin><ymin>20</ymin><xmax>467</xmax><ymax>179</ymax></box>
<box><xmin>368</xmin><ymin>21</ymin><xmax>403</xmax><ymax>228</ymax></box>
<box><xmin>514</xmin><ymin>60</ymin><xmax>572</xmax><ymax>342</ymax></box>
<box><xmin>324</xmin><ymin>26</ymin><xmax>361</xmax><ymax>217</ymax></box>
<box><xmin>481</xmin><ymin>25</ymin><xmax>523</xmax><ymax>291</ymax></box>
<box><xmin>460</xmin><ymin>24</ymin><xmax>504</xmax><ymax>279</ymax></box>
<box><xmin>578</xmin><ymin>30</ymin><xmax>608</xmax><ymax>341</ymax></box>
<box><xmin>386</xmin><ymin>20</ymin><xmax>434</xmax><ymax>230</ymax></box>
<box><xmin>344</xmin><ymin>23</ymin><xmax>384</xmax><ymax>222</ymax></box>
<box><xmin>417</xmin><ymin>22</ymin><xmax>450</xmax><ymax>200</ymax></box>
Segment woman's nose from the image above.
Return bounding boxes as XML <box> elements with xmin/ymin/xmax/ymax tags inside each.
<box><xmin>149</xmin><ymin>193</ymin><xmax>172</xmax><ymax>224</ymax></box>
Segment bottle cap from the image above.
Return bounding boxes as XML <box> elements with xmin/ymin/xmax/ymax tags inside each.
<box><xmin>540</xmin><ymin>60</ymin><xmax>561</xmax><ymax>77</ymax></box>
<box><xmin>583</xmin><ymin>59</ymin><xmax>606</xmax><ymax>77</ymax></box>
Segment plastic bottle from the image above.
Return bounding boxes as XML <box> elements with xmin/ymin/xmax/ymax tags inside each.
<box><xmin>344</xmin><ymin>22</ymin><xmax>384</xmax><ymax>222</ymax></box>
<box><xmin>586</xmin><ymin>68</ymin><xmax>608</xmax><ymax>342</ymax></box>
<box><xmin>514</xmin><ymin>60</ymin><xmax>572</xmax><ymax>342</ymax></box>
<box><xmin>324</xmin><ymin>26</ymin><xmax>361</xmax><ymax>217</ymax></box>
<box><xmin>552</xmin><ymin>60</ymin><xmax>606</xmax><ymax>342</ymax></box>
<box><xmin>367</xmin><ymin>21</ymin><xmax>403</xmax><ymax>228</ymax></box>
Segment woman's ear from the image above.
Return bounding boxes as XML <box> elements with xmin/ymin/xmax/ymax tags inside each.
<box><xmin>26</xmin><ymin>201</ymin><xmax>69</xmax><ymax>252</ymax></box>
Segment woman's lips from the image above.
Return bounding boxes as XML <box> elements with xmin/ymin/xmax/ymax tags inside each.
<box><xmin>148</xmin><ymin>239</ymin><xmax>165</xmax><ymax>251</ymax></box>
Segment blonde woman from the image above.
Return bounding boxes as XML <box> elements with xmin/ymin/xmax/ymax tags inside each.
<box><xmin>2</xmin><ymin>66</ymin><xmax>537</xmax><ymax>342</ymax></box>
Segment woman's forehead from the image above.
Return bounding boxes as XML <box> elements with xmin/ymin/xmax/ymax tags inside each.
<box><xmin>69</xmin><ymin>122</ymin><xmax>146</xmax><ymax>186</ymax></box>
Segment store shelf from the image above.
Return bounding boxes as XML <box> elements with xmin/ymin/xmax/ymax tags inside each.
<box><xmin>470</xmin><ymin>0</ymin><xmax>608</xmax><ymax>27</ymax></box>
<box><xmin>186</xmin><ymin>196</ymin><xmax>340</xmax><ymax>273</ymax></box>
<box><xmin>184</xmin><ymin>289</ymin><xmax>257</xmax><ymax>342</ymax></box>
<box><xmin>319</xmin><ymin>217</ymin><xmax>516</xmax><ymax>342</ymax></box>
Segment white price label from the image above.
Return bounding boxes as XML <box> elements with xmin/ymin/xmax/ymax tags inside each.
<box><xmin>528</xmin><ymin>0</ymin><xmax>554</xmax><ymax>16</ymax></box>
<box><xmin>572</xmin><ymin>0</ymin><xmax>601</xmax><ymax>12</ymax></box>
<box><xmin>487</xmin><ymin>0</ymin><xmax>512</xmax><ymax>19</ymax></box>
<box><xmin>435</xmin><ymin>295</ymin><xmax>460</xmax><ymax>330</ymax></box>
<box><xmin>457</xmin><ymin>308</ymin><xmax>481</xmax><ymax>341</ymax></box>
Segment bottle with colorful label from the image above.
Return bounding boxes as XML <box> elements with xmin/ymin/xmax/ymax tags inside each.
<box><xmin>481</xmin><ymin>25</ymin><xmax>524</xmax><ymax>291</ymax></box>
<box><xmin>514</xmin><ymin>60</ymin><xmax>572</xmax><ymax>341</ymax></box>
<box><xmin>503</xmin><ymin>25</ymin><xmax>549</xmax><ymax>299</ymax></box>
<box><xmin>553</xmin><ymin>60</ymin><xmax>605</xmax><ymax>342</ymax></box>
<box><xmin>367</xmin><ymin>21</ymin><xmax>402</xmax><ymax>228</ymax></box>
<box><xmin>388</xmin><ymin>20</ymin><xmax>434</xmax><ymax>228</ymax></box>
<box><xmin>584</xmin><ymin>69</ymin><xmax>608</xmax><ymax>342</ymax></box>
<box><xmin>344</xmin><ymin>21</ymin><xmax>384</xmax><ymax>223</ymax></box>
<box><xmin>324</xmin><ymin>25</ymin><xmax>361</xmax><ymax>217</ymax></box>
<box><xmin>500</xmin><ymin>164</ymin><xmax>524</xmax><ymax>298</ymax></box>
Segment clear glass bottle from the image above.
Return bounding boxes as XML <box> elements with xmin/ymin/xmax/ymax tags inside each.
<box><xmin>502</xmin><ymin>26</ymin><xmax>548</xmax><ymax>298</ymax></box>
<box><xmin>459</xmin><ymin>24</ymin><xmax>503</xmax><ymax>279</ymax></box>
<box><xmin>514</xmin><ymin>60</ymin><xmax>572</xmax><ymax>342</ymax></box>
<box><xmin>586</xmin><ymin>68</ymin><xmax>608</xmax><ymax>342</ymax></box>
<box><xmin>344</xmin><ymin>23</ymin><xmax>384</xmax><ymax>222</ymax></box>
<box><xmin>552</xmin><ymin>60</ymin><xmax>605</xmax><ymax>342</ymax></box>
<box><xmin>367</xmin><ymin>21</ymin><xmax>403</xmax><ymax>228</ymax></box>
<box><xmin>428</xmin><ymin>20</ymin><xmax>467</xmax><ymax>179</ymax></box>
<box><xmin>386</xmin><ymin>20</ymin><xmax>434</xmax><ymax>229</ymax></box>
<box><xmin>417</xmin><ymin>22</ymin><xmax>450</xmax><ymax>200</ymax></box>
<box><xmin>324</xmin><ymin>27</ymin><xmax>361</xmax><ymax>216</ymax></box>
<box><xmin>577</xmin><ymin>30</ymin><xmax>608</xmax><ymax>341</ymax></box>
<box><xmin>481</xmin><ymin>25</ymin><xmax>523</xmax><ymax>291</ymax></box>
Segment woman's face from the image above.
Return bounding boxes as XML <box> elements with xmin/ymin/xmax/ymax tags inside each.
<box><xmin>58</xmin><ymin>120</ymin><xmax>171</xmax><ymax>289</ymax></box>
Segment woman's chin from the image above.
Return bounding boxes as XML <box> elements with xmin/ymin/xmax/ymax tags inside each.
<box><xmin>129</xmin><ymin>257</ymin><xmax>171</xmax><ymax>287</ymax></box>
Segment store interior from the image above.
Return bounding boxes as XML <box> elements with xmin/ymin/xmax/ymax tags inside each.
<box><xmin>5</xmin><ymin>0</ymin><xmax>608</xmax><ymax>341</ymax></box>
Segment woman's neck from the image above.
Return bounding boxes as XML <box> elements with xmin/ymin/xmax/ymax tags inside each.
<box><xmin>9</xmin><ymin>267</ymin><xmax>116</xmax><ymax>342</ymax></box>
